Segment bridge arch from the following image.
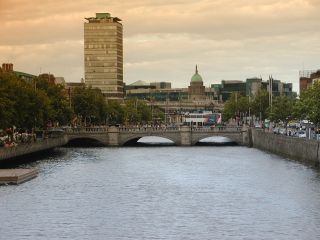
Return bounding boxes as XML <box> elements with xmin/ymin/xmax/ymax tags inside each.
<box><xmin>191</xmin><ymin>133</ymin><xmax>243</xmax><ymax>146</ymax></box>
<box><xmin>120</xmin><ymin>134</ymin><xmax>178</xmax><ymax>146</ymax></box>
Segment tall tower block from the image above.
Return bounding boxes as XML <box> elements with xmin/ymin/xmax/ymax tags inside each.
<box><xmin>84</xmin><ymin>12</ymin><xmax>123</xmax><ymax>99</ymax></box>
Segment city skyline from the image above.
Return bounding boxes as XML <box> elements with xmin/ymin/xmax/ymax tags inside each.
<box><xmin>1</xmin><ymin>0</ymin><xmax>320</xmax><ymax>93</ymax></box>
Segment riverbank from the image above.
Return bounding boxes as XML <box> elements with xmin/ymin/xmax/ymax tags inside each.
<box><xmin>251</xmin><ymin>128</ymin><xmax>320</xmax><ymax>167</ymax></box>
<box><xmin>0</xmin><ymin>136</ymin><xmax>68</xmax><ymax>162</ymax></box>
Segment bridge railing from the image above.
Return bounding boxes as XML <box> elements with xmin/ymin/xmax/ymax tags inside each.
<box><xmin>64</xmin><ymin>126</ymin><xmax>244</xmax><ymax>134</ymax></box>
<box><xmin>65</xmin><ymin>127</ymin><xmax>107</xmax><ymax>134</ymax></box>
<box><xmin>191</xmin><ymin>126</ymin><xmax>243</xmax><ymax>132</ymax></box>
<box><xmin>118</xmin><ymin>126</ymin><xmax>180</xmax><ymax>132</ymax></box>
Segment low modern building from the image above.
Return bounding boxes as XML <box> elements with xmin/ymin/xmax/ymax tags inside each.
<box><xmin>213</xmin><ymin>77</ymin><xmax>296</xmax><ymax>101</ymax></box>
<box><xmin>150</xmin><ymin>82</ymin><xmax>171</xmax><ymax>89</ymax></box>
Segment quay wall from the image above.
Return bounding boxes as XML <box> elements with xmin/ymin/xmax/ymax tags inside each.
<box><xmin>0</xmin><ymin>136</ymin><xmax>68</xmax><ymax>162</ymax></box>
<box><xmin>251</xmin><ymin>129</ymin><xmax>320</xmax><ymax>166</ymax></box>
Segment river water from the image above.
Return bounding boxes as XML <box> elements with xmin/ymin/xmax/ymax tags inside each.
<box><xmin>1</xmin><ymin>143</ymin><xmax>320</xmax><ymax>239</ymax></box>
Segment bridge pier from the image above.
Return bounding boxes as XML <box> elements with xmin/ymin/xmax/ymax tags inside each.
<box><xmin>108</xmin><ymin>126</ymin><xmax>119</xmax><ymax>146</ymax></box>
<box><xmin>180</xmin><ymin>126</ymin><xmax>191</xmax><ymax>146</ymax></box>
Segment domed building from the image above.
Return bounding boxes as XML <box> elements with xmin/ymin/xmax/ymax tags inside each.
<box><xmin>188</xmin><ymin>65</ymin><xmax>206</xmax><ymax>100</ymax></box>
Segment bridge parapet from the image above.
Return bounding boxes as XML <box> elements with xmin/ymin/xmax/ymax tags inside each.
<box><xmin>119</xmin><ymin>126</ymin><xmax>180</xmax><ymax>132</ymax></box>
<box><xmin>65</xmin><ymin>127</ymin><xmax>107</xmax><ymax>134</ymax></box>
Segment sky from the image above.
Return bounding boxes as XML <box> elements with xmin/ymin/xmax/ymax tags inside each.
<box><xmin>1</xmin><ymin>0</ymin><xmax>320</xmax><ymax>93</ymax></box>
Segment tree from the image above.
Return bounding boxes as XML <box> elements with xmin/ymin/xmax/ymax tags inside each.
<box><xmin>0</xmin><ymin>71</ymin><xmax>51</xmax><ymax>129</ymax></box>
<box><xmin>296</xmin><ymin>81</ymin><xmax>320</xmax><ymax>127</ymax></box>
<box><xmin>35</xmin><ymin>76</ymin><xmax>72</xmax><ymax>126</ymax></box>
<box><xmin>72</xmin><ymin>86</ymin><xmax>108</xmax><ymax>126</ymax></box>
<box><xmin>137</xmin><ymin>100</ymin><xmax>152</xmax><ymax>123</ymax></box>
<box><xmin>124</xmin><ymin>99</ymin><xmax>140</xmax><ymax>125</ymax></box>
<box><xmin>223</xmin><ymin>93</ymin><xmax>249</xmax><ymax>122</ymax></box>
<box><xmin>268</xmin><ymin>95</ymin><xmax>296</xmax><ymax>127</ymax></box>
<box><xmin>106</xmin><ymin>100</ymin><xmax>125</xmax><ymax>125</ymax></box>
<box><xmin>250</xmin><ymin>89</ymin><xmax>269</xmax><ymax>121</ymax></box>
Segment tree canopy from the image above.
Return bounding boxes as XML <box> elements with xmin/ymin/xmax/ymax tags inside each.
<box><xmin>296</xmin><ymin>81</ymin><xmax>320</xmax><ymax>127</ymax></box>
<box><xmin>0</xmin><ymin>72</ymin><xmax>72</xmax><ymax>130</ymax></box>
<box><xmin>268</xmin><ymin>95</ymin><xmax>296</xmax><ymax>126</ymax></box>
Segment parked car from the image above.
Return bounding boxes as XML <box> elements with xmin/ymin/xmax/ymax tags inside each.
<box><xmin>297</xmin><ymin>131</ymin><xmax>306</xmax><ymax>138</ymax></box>
<box><xmin>273</xmin><ymin>127</ymin><xmax>279</xmax><ymax>134</ymax></box>
<box><xmin>279</xmin><ymin>128</ymin><xmax>287</xmax><ymax>135</ymax></box>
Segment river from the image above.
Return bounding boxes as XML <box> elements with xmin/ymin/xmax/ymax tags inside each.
<box><xmin>1</xmin><ymin>142</ymin><xmax>320</xmax><ymax>239</ymax></box>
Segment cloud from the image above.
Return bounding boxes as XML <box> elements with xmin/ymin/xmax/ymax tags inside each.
<box><xmin>1</xmin><ymin>0</ymin><xmax>320</xmax><ymax>94</ymax></box>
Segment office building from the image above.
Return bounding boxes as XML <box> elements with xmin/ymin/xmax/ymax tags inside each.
<box><xmin>84</xmin><ymin>12</ymin><xmax>124</xmax><ymax>99</ymax></box>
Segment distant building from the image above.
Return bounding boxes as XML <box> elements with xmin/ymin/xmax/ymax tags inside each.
<box><xmin>126</xmin><ymin>65</ymin><xmax>214</xmax><ymax>102</ymax></box>
<box><xmin>213</xmin><ymin>77</ymin><xmax>296</xmax><ymax>101</ymax></box>
<box><xmin>150</xmin><ymin>82</ymin><xmax>171</xmax><ymax>89</ymax></box>
<box><xmin>84</xmin><ymin>12</ymin><xmax>124</xmax><ymax>99</ymax></box>
<box><xmin>299</xmin><ymin>70</ymin><xmax>320</xmax><ymax>93</ymax></box>
<box><xmin>188</xmin><ymin>65</ymin><xmax>206</xmax><ymax>100</ymax></box>
<box><xmin>55</xmin><ymin>77</ymin><xmax>66</xmax><ymax>85</ymax></box>
<box><xmin>14</xmin><ymin>71</ymin><xmax>36</xmax><ymax>82</ymax></box>
<box><xmin>125</xmin><ymin>66</ymin><xmax>220</xmax><ymax>125</ymax></box>
<box><xmin>39</xmin><ymin>73</ymin><xmax>56</xmax><ymax>84</ymax></box>
<box><xmin>1</xmin><ymin>63</ymin><xmax>36</xmax><ymax>82</ymax></box>
<box><xmin>2</xmin><ymin>63</ymin><xmax>13</xmax><ymax>72</ymax></box>
<box><xmin>125</xmin><ymin>80</ymin><xmax>156</xmax><ymax>91</ymax></box>
<box><xmin>246</xmin><ymin>77</ymin><xmax>262</xmax><ymax>96</ymax></box>
<box><xmin>221</xmin><ymin>80</ymin><xmax>246</xmax><ymax>101</ymax></box>
<box><xmin>64</xmin><ymin>81</ymin><xmax>86</xmax><ymax>102</ymax></box>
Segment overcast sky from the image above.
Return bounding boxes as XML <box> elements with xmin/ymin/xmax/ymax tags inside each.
<box><xmin>1</xmin><ymin>0</ymin><xmax>320</xmax><ymax>93</ymax></box>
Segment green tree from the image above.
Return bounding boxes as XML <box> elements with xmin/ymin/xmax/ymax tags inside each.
<box><xmin>268</xmin><ymin>95</ymin><xmax>296</xmax><ymax>127</ymax></box>
<box><xmin>106</xmin><ymin>100</ymin><xmax>125</xmax><ymax>125</ymax></box>
<box><xmin>250</xmin><ymin>89</ymin><xmax>269</xmax><ymax>121</ymax></box>
<box><xmin>296</xmin><ymin>81</ymin><xmax>320</xmax><ymax>127</ymax></box>
<box><xmin>137</xmin><ymin>100</ymin><xmax>152</xmax><ymax>123</ymax></box>
<box><xmin>35</xmin><ymin>76</ymin><xmax>72</xmax><ymax>126</ymax></box>
<box><xmin>72</xmin><ymin>86</ymin><xmax>108</xmax><ymax>126</ymax></box>
<box><xmin>0</xmin><ymin>72</ymin><xmax>51</xmax><ymax>129</ymax></box>
<box><xmin>223</xmin><ymin>93</ymin><xmax>249</xmax><ymax>122</ymax></box>
<box><xmin>124</xmin><ymin>99</ymin><xmax>140</xmax><ymax>125</ymax></box>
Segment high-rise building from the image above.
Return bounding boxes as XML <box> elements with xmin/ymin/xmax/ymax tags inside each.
<box><xmin>84</xmin><ymin>12</ymin><xmax>123</xmax><ymax>99</ymax></box>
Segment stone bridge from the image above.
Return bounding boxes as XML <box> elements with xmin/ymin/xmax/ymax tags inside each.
<box><xmin>66</xmin><ymin>126</ymin><xmax>251</xmax><ymax>146</ymax></box>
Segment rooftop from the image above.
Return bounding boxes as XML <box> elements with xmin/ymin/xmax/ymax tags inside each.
<box><xmin>85</xmin><ymin>12</ymin><xmax>121</xmax><ymax>23</ymax></box>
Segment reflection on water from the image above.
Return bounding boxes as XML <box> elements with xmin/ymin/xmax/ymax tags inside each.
<box><xmin>1</xmin><ymin>146</ymin><xmax>320</xmax><ymax>239</ymax></box>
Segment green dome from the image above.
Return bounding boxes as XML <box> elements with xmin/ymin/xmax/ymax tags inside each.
<box><xmin>191</xmin><ymin>73</ymin><xmax>203</xmax><ymax>82</ymax></box>
<box><xmin>191</xmin><ymin>65</ymin><xmax>203</xmax><ymax>82</ymax></box>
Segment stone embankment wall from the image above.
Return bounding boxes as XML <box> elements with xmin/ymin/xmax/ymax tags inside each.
<box><xmin>251</xmin><ymin>129</ymin><xmax>320</xmax><ymax>166</ymax></box>
<box><xmin>0</xmin><ymin>136</ymin><xmax>68</xmax><ymax>162</ymax></box>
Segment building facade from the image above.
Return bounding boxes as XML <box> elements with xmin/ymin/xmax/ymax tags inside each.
<box><xmin>188</xmin><ymin>65</ymin><xmax>206</xmax><ymax>100</ymax></box>
<box><xmin>299</xmin><ymin>70</ymin><xmax>320</xmax><ymax>94</ymax></box>
<box><xmin>212</xmin><ymin>77</ymin><xmax>296</xmax><ymax>101</ymax></box>
<box><xmin>84</xmin><ymin>12</ymin><xmax>124</xmax><ymax>99</ymax></box>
